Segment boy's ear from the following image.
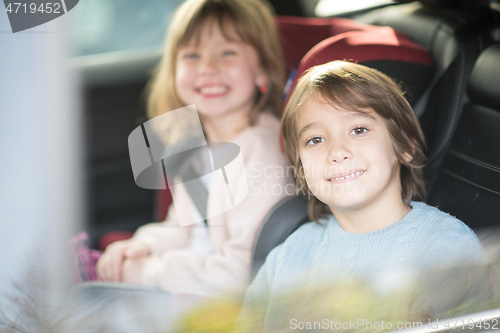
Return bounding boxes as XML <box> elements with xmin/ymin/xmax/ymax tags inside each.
<box><xmin>402</xmin><ymin>151</ymin><xmax>413</xmax><ymax>163</ymax></box>
<box><xmin>401</xmin><ymin>141</ymin><xmax>417</xmax><ymax>163</ymax></box>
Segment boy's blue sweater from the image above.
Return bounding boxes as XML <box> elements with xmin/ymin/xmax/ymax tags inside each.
<box><xmin>239</xmin><ymin>202</ymin><xmax>486</xmax><ymax>332</ymax></box>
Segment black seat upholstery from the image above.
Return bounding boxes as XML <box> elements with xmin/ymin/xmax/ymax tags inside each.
<box><xmin>359</xmin><ymin>1</ymin><xmax>493</xmax><ymax>191</ymax></box>
<box><xmin>428</xmin><ymin>43</ymin><xmax>500</xmax><ymax>229</ymax></box>
<box><xmin>250</xmin><ymin>195</ymin><xmax>309</xmax><ymax>276</ymax></box>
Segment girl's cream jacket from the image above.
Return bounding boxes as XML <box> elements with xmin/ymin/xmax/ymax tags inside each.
<box><xmin>132</xmin><ymin>113</ymin><xmax>295</xmax><ymax>295</ymax></box>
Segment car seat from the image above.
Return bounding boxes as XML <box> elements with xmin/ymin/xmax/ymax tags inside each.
<box><xmin>276</xmin><ymin>16</ymin><xmax>388</xmax><ymax>76</ymax></box>
<box><xmin>288</xmin><ymin>27</ymin><xmax>433</xmax><ymax>105</ymax></box>
<box><xmin>251</xmin><ymin>27</ymin><xmax>434</xmax><ymax>276</ymax></box>
<box><xmin>428</xmin><ymin>43</ymin><xmax>500</xmax><ymax>229</ymax></box>
<box><xmin>358</xmin><ymin>0</ymin><xmax>495</xmax><ymax>191</ymax></box>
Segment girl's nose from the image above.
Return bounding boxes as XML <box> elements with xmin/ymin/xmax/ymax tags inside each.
<box><xmin>328</xmin><ymin>140</ymin><xmax>352</xmax><ymax>164</ymax></box>
<box><xmin>200</xmin><ymin>56</ymin><xmax>218</xmax><ymax>74</ymax></box>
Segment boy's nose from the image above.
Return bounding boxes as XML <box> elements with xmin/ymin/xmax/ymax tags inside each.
<box><xmin>328</xmin><ymin>141</ymin><xmax>352</xmax><ymax>163</ymax></box>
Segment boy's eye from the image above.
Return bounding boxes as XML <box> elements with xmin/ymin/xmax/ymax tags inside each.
<box><xmin>306</xmin><ymin>136</ymin><xmax>325</xmax><ymax>146</ymax></box>
<box><xmin>350</xmin><ymin>127</ymin><xmax>368</xmax><ymax>135</ymax></box>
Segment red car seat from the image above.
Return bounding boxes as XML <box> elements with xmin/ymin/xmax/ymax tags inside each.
<box><xmin>276</xmin><ymin>16</ymin><xmax>383</xmax><ymax>75</ymax></box>
<box><xmin>287</xmin><ymin>27</ymin><xmax>433</xmax><ymax>106</ymax></box>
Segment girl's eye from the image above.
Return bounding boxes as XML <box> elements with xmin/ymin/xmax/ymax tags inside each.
<box><xmin>306</xmin><ymin>136</ymin><xmax>325</xmax><ymax>146</ymax></box>
<box><xmin>222</xmin><ymin>50</ymin><xmax>236</xmax><ymax>57</ymax></box>
<box><xmin>350</xmin><ymin>127</ymin><xmax>368</xmax><ymax>135</ymax></box>
<box><xmin>183</xmin><ymin>52</ymin><xmax>199</xmax><ymax>60</ymax></box>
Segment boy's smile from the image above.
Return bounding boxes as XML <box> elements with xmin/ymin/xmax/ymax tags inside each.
<box><xmin>297</xmin><ymin>93</ymin><xmax>408</xmax><ymax>231</ymax></box>
<box><xmin>326</xmin><ymin>169</ymin><xmax>365</xmax><ymax>183</ymax></box>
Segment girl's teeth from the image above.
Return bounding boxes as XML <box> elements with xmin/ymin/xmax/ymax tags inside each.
<box><xmin>200</xmin><ymin>86</ymin><xmax>227</xmax><ymax>94</ymax></box>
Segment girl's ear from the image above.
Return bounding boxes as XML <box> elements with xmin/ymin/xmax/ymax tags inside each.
<box><xmin>255</xmin><ymin>68</ymin><xmax>268</xmax><ymax>91</ymax></box>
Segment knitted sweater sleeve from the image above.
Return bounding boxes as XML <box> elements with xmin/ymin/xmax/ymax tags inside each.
<box><xmin>409</xmin><ymin>215</ymin><xmax>487</xmax><ymax>319</ymax></box>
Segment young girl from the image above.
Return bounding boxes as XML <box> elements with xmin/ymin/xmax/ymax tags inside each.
<box><xmin>95</xmin><ymin>0</ymin><xmax>294</xmax><ymax>295</ymax></box>
<box><xmin>238</xmin><ymin>61</ymin><xmax>485</xmax><ymax>331</ymax></box>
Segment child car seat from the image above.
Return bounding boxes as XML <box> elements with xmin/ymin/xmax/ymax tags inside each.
<box><xmin>289</xmin><ymin>27</ymin><xmax>433</xmax><ymax>105</ymax></box>
<box><xmin>276</xmin><ymin>16</ymin><xmax>386</xmax><ymax>76</ymax></box>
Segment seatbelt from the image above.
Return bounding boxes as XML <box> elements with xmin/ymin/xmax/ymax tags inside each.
<box><xmin>178</xmin><ymin>151</ymin><xmax>209</xmax><ymax>225</ymax></box>
<box><xmin>171</xmin><ymin>142</ymin><xmax>237</xmax><ymax>225</ymax></box>
<box><xmin>413</xmin><ymin>38</ymin><xmax>461</xmax><ymax>118</ymax></box>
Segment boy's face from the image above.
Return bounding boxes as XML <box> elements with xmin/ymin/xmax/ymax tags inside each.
<box><xmin>296</xmin><ymin>93</ymin><xmax>404</xmax><ymax>215</ymax></box>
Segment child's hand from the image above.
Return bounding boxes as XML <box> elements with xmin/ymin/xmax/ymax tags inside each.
<box><xmin>96</xmin><ymin>239</ymin><xmax>150</xmax><ymax>282</ymax></box>
<box><xmin>121</xmin><ymin>255</ymin><xmax>158</xmax><ymax>284</ymax></box>
<box><xmin>124</xmin><ymin>241</ymin><xmax>150</xmax><ymax>259</ymax></box>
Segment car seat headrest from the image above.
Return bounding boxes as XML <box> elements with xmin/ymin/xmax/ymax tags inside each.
<box><xmin>284</xmin><ymin>28</ymin><xmax>433</xmax><ymax>107</ymax></box>
<box><xmin>276</xmin><ymin>16</ymin><xmax>382</xmax><ymax>75</ymax></box>
<box><xmin>297</xmin><ymin>28</ymin><xmax>432</xmax><ymax>76</ymax></box>
<box><xmin>468</xmin><ymin>44</ymin><xmax>500</xmax><ymax>110</ymax></box>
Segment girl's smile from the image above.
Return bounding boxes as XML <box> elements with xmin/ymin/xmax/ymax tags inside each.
<box><xmin>196</xmin><ymin>83</ymin><xmax>230</xmax><ymax>97</ymax></box>
<box><xmin>175</xmin><ymin>21</ymin><xmax>268</xmax><ymax>141</ymax></box>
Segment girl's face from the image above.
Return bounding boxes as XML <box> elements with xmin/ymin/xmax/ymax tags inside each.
<box><xmin>296</xmin><ymin>93</ymin><xmax>404</xmax><ymax>214</ymax></box>
<box><xmin>175</xmin><ymin>21</ymin><xmax>267</xmax><ymax>124</ymax></box>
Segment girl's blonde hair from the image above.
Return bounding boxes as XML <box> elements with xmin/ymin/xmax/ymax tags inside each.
<box><xmin>282</xmin><ymin>61</ymin><xmax>427</xmax><ymax>223</ymax></box>
<box><xmin>147</xmin><ymin>0</ymin><xmax>285</xmax><ymax>144</ymax></box>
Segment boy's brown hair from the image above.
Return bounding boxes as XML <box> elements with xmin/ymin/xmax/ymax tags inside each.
<box><xmin>282</xmin><ymin>61</ymin><xmax>427</xmax><ymax>222</ymax></box>
<box><xmin>147</xmin><ymin>0</ymin><xmax>285</xmax><ymax>144</ymax></box>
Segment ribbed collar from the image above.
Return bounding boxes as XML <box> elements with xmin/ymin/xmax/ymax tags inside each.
<box><xmin>323</xmin><ymin>201</ymin><xmax>427</xmax><ymax>245</ymax></box>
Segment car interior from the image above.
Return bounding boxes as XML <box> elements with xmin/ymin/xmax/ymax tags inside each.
<box><xmin>72</xmin><ymin>0</ymin><xmax>500</xmax><ymax>328</ymax></box>
<box><xmin>254</xmin><ymin>0</ymin><xmax>500</xmax><ymax>274</ymax></box>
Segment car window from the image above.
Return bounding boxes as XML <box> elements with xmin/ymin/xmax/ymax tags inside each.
<box><xmin>69</xmin><ymin>0</ymin><xmax>185</xmax><ymax>56</ymax></box>
<box><xmin>315</xmin><ymin>0</ymin><xmax>395</xmax><ymax>17</ymax></box>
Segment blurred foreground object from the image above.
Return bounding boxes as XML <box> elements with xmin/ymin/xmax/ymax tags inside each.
<box><xmin>0</xmin><ymin>4</ymin><xmax>82</xmax><ymax>330</ymax></box>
